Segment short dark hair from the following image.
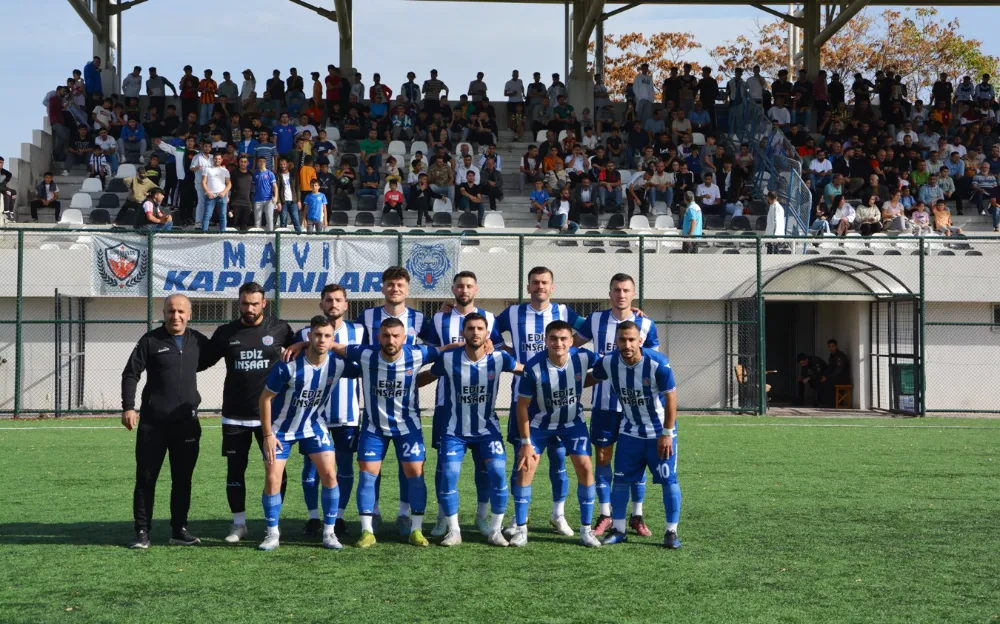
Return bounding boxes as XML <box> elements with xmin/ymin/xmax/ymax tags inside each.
<box><xmin>310</xmin><ymin>315</ymin><xmax>332</xmax><ymax>331</ymax></box>
<box><xmin>382</xmin><ymin>266</ymin><xmax>411</xmax><ymax>283</ymax></box>
<box><xmin>616</xmin><ymin>320</ymin><xmax>639</xmax><ymax>336</ymax></box>
<box><xmin>453</xmin><ymin>271</ymin><xmax>477</xmax><ymax>283</ymax></box>
<box><xmin>797</xmin><ymin>353</ymin><xmax>808</xmax><ymax>362</ymax></box>
<box><xmin>528</xmin><ymin>266</ymin><xmax>553</xmax><ymax>281</ymax></box>
<box><xmin>463</xmin><ymin>312</ymin><xmax>488</xmax><ymax>328</ymax></box>
<box><xmin>610</xmin><ymin>273</ymin><xmax>635</xmax><ymax>288</ymax></box>
<box><xmin>380</xmin><ymin>317</ymin><xmax>405</xmax><ymax>332</ymax></box>
<box><xmin>320</xmin><ymin>283</ymin><xmax>347</xmax><ymax>299</ymax></box>
<box><xmin>238</xmin><ymin>282</ymin><xmax>266</xmax><ymax>298</ymax></box>
<box><xmin>545</xmin><ymin>320</ymin><xmax>574</xmax><ymax>336</ymax></box>
<box><xmin>827</xmin><ymin>338</ymin><xmax>838</xmax><ymax>346</ymax></box>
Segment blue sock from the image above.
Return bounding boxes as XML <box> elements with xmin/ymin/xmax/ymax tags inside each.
<box><xmin>398</xmin><ymin>461</ymin><xmax>410</xmax><ymax>509</ymax></box>
<box><xmin>321</xmin><ymin>485</ymin><xmax>340</xmax><ymax>526</ymax></box>
<box><xmin>474</xmin><ymin>462</ymin><xmax>490</xmax><ymax>504</ymax></box>
<box><xmin>631</xmin><ymin>473</ymin><xmax>647</xmax><ymax>504</ymax></box>
<box><xmin>664</xmin><ymin>482</ymin><xmax>682</xmax><ymax>525</ymax></box>
<box><xmin>374</xmin><ymin>472</ymin><xmax>381</xmax><ymax>512</ymax></box>
<box><xmin>610</xmin><ymin>482</ymin><xmax>630</xmax><ymax>522</ymax></box>
<box><xmin>406</xmin><ymin>474</ymin><xmax>427</xmax><ymax>516</ymax></box>
<box><xmin>513</xmin><ymin>483</ymin><xmax>532</xmax><ymax>526</ymax></box>
<box><xmin>434</xmin><ymin>457</ymin><xmax>444</xmax><ymax>514</ymax></box>
<box><xmin>301</xmin><ymin>456</ymin><xmax>319</xmax><ymax>513</ymax></box>
<box><xmin>357</xmin><ymin>471</ymin><xmax>378</xmax><ymax>517</ymax></box>
<box><xmin>486</xmin><ymin>459</ymin><xmax>508</xmax><ymax>515</ymax></box>
<box><xmin>595</xmin><ymin>464</ymin><xmax>613</xmax><ymax>506</ymax></box>
<box><xmin>548</xmin><ymin>444</ymin><xmax>568</xmax><ymax>503</ymax></box>
<box><xmin>439</xmin><ymin>462</ymin><xmax>461</xmax><ymax>517</ymax></box>
<box><xmin>262</xmin><ymin>492</ymin><xmax>283</xmax><ymax>528</ymax></box>
<box><xmin>578</xmin><ymin>483</ymin><xmax>596</xmax><ymax>526</ymax></box>
<box><xmin>335</xmin><ymin>451</ymin><xmax>354</xmax><ymax>512</ymax></box>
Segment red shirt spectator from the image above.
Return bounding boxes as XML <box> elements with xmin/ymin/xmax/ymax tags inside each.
<box><xmin>384</xmin><ymin>189</ymin><xmax>404</xmax><ymax>205</ymax></box>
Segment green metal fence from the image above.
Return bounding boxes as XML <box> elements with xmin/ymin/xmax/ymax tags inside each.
<box><xmin>3</xmin><ymin>227</ymin><xmax>999</xmax><ymax>417</ymax></box>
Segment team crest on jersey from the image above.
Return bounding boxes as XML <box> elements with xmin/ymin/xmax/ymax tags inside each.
<box><xmin>405</xmin><ymin>369</ymin><xmax>413</xmax><ymax>376</ymax></box>
<box><xmin>405</xmin><ymin>243</ymin><xmax>451</xmax><ymax>289</ymax></box>
<box><xmin>97</xmin><ymin>241</ymin><xmax>147</xmax><ymax>289</ymax></box>
<box><xmin>262</xmin><ymin>335</ymin><xmax>274</xmax><ymax>346</ymax></box>
<box><xmin>408</xmin><ymin>327</ymin><xmax>418</xmax><ymax>336</ymax></box>
<box><xmin>488</xmin><ymin>372</ymin><xmax>496</xmax><ymax>380</ymax></box>
<box><xmin>575</xmin><ymin>374</ymin><xmax>582</xmax><ymax>381</ymax></box>
<box><xmin>643</xmin><ymin>377</ymin><xmax>650</xmax><ymax>386</ymax></box>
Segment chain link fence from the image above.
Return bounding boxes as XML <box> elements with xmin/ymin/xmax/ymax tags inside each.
<box><xmin>4</xmin><ymin>229</ymin><xmax>1000</xmax><ymax>417</ymax></box>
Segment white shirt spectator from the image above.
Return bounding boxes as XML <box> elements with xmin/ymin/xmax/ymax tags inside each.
<box><xmin>350</xmin><ymin>82</ymin><xmax>366</xmax><ymax>102</ymax></box>
<box><xmin>768</xmin><ymin>106</ymin><xmax>791</xmax><ymax>125</ymax></box>
<box><xmin>203</xmin><ymin>165</ymin><xmax>231</xmax><ymax>194</ymax></box>
<box><xmin>564</xmin><ymin>154</ymin><xmax>586</xmax><ymax>174</ymax></box>
<box><xmin>581</xmin><ymin>134</ymin><xmax>598</xmax><ymax>151</ymax></box>
<box><xmin>92</xmin><ymin>106</ymin><xmax>113</xmax><ymax>131</ymax></box>
<box><xmin>455</xmin><ymin>163</ymin><xmax>481</xmax><ymax>185</ymax></box>
<box><xmin>911</xmin><ymin>107</ymin><xmax>929</xmax><ymax>124</ymax></box>
<box><xmin>95</xmin><ymin>134</ymin><xmax>116</xmax><ymax>153</ymax></box>
<box><xmin>919</xmin><ymin>131</ymin><xmax>940</xmax><ymax>151</ymax></box>
<box><xmin>191</xmin><ymin>152</ymin><xmax>213</xmax><ymax>185</ymax></box>
<box><xmin>122</xmin><ymin>73</ymin><xmax>142</xmax><ymax>98</ymax></box>
<box><xmin>696</xmin><ymin>182</ymin><xmax>721</xmax><ymax>205</ymax></box>
<box><xmin>896</xmin><ymin>130</ymin><xmax>919</xmax><ymax>144</ymax></box>
<box><xmin>281</xmin><ymin>172</ymin><xmax>293</xmax><ymax>201</ymax></box>
<box><xmin>554</xmin><ymin>198</ymin><xmax>571</xmax><ymax>218</ymax></box>
<box><xmin>629</xmin><ymin>171</ymin><xmax>647</xmax><ymax>191</ymax></box>
<box><xmin>748</xmin><ymin>75</ymin><xmax>766</xmax><ymax>100</ymax></box>
<box><xmin>504</xmin><ymin>78</ymin><xmax>525</xmax><ymax>103</ymax></box>
<box><xmin>950</xmin><ymin>143</ymin><xmax>968</xmax><ymax>158</ymax></box>
<box><xmin>832</xmin><ymin>204</ymin><xmax>856</xmax><ymax>224</ymax></box>
<box><xmin>296</xmin><ymin>123</ymin><xmax>318</xmax><ymax>139</ymax></box>
<box><xmin>808</xmin><ymin>158</ymin><xmax>833</xmax><ymax>175</ymax></box>
<box><xmin>43</xmin><ymin>183</ymin><xmax>59</xmax><ymax>201</ymax></box>
<box><xmin>765</xmin><ymin>200</ymin><xmax>786</xmax><ymax>235</ymax></box>
<box><xmin>633</xmin><ymin>72</ymin><xmax>654</xmax><ymax>103</ymax></box>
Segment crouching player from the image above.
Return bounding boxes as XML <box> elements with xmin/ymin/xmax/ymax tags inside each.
<box><xmin>258</xmin><ymin>315</ymin><xmax>360</xmax><ymax>551</ymax></box>
<box><xmin>417</xmin><ymin>313</ymin><xmax>522</xmax><ymax>546</ymax></box>
<box><xmin>590</xmin><ymin>321</ymin><xmax>681</xmax><ymax>549</ymax></box>
<box><xmin>508</xmin><ymin>320</ymin><xmax>601</xmax><ymax>548</ymax></box>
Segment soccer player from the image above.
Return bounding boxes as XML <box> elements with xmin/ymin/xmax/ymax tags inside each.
<box><xmin>258</xmin><ymin>315</ymin><xmax>359</xmax><ymax>551</ymax></box>
<box><xmin>425</xmin><ymin>271</ymin><xmax>502</xmax><ymax>537</ymax></box>
<box><xmin>332</xmin><ymin>318</ymin><xmax>458</xmax><ymax>548</ymax></box>
<box><xmin>576</xmin><ymin>273</ymin><xmax>659</xmax><ymax>536</ymax></box>
<box><xmin>202</xmin><ymin>282</ymin><xmax>296</xmax><ymax>544</ymax></box>
<box><xmin>494</xmin><ymin>266</ymin><xmax>585</xmax><ymax>536</ymax></box>
<box><xmin>297</xmin><ymin>284</ymin><xmax>365</xmax><ymax>539</ymax></box>
<box><xmin>507</xmin><ymin>320</ymin><xmax>601</xmax><ymax>548</ymax></box>
<box><xmin>417</xmin><ymin>313</ymin><xmax>521</xmax><ymax>546</ymax></box>
<box><xmin>590</xmin><ymin>321</ymin><xmax>681</xmax><ymax>548</ymax></box>
<box><xmin>355</xmin><ymin>266</ymin><xmax>433</xmax><ymax>536</ymax></box>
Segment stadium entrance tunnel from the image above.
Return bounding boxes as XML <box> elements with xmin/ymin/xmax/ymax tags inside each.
<box><xmin>728</xmin><ymin>257</ymin><xmax>922</xmax><ymax>415</ymax></box>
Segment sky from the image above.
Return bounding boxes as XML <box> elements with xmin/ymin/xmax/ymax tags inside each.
<box><xmin>3</xmin><ymin>0</ymin><xmax>1000</xmax><ymax>162</ymax></box>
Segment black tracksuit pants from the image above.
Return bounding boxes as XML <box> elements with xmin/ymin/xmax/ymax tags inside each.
<box><xmin>133</xmin><ymin>418</ymin><xmax>201</xmax><ymax>533</ymax></box>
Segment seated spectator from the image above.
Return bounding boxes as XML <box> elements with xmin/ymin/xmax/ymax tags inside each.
<box><xmin>909</xmin><ymin>202</ymin><xmax>932</xmax><ymax>235</ymax></box>
<box><xmin>860</xmin><ymin>174</ymin><xmax>889</xmax><ymax>205</ymax></box>
<box><xmin>552</xmin><ymin>94</ymin><xmax>574</xmax><ymax>132</ymax></box>
<box><xmin>358</xmin><ymin>163</ymin><xmax>380</xmax><ymax>198</ymax></box>
<box><xmin>674</xmin><ymin>162</ymin><xmax>696</xmax><ymax>208</ymax></box>
<box><xmin>521</xmin><ymin>145</ymin><xmax>543</xmax><ymax>189</ymax></box>
<box><xmin>606</xmin><ymin>126</ymin><xmax>626</xmax><ymax>166</ymax></box>
<box><xmin>66</xmin><ymin>125</ymin><xmax>94</xmax><ymax>174</ymax></box>
<box><xmin>360</xmin><ymin>129</ymin><xmax>384</xmax><ymax>170</ymax></box>
<box><xmin>88</xmin><ymin>145</ymin><xmax>111</xmax><ymax>188</ymax></box>
<box><xmin>95</xmin><ymin>127</ymin><xmax>119</xmax><ymax>175</ymax></box>
<box><xmin>137</xmin><ymin>187</ymin><xmax>173</xmax><ymax>230</ymax></box>
<box><xmin>695</xmin><ymin>172</ymin><xmax>722</xmax><ymax>215</ymax></box>
<box><xmin>810</xmin><ymin>202</ymin><xmax>831</xmax><ymax>235</ymax></box>
<box><xmin>808</xmin><ymin>149</ymin><xmax>833</xmax><ymax>190</ymax></box>
<box><xmin>427</xmin><ymin>155</ymin><xmax>453</xmax><ymax>203</ymax></box>
<box><xmin>529</xmin><ymin>178</ymin><xmax>551</xmax><ymax>228</ymax></box>
<box><xmin>918</xmin><ymin>174</ymin><xmax>945</xmax><ymax>206</ymax></box>
<box><xmin>409</xmin><ymin>174</ymin><xmax>441</xmax><ymax>226</ymax></box>
<box><xmin>480</xmin><ymin>156</ymin><xmax>503</xmax><ymax>211</ymax></box>
<box><xmin>564</xmin><ymin>145</ymin><xmax>588</xmax><ymax>186</ymax></box>
<box><xmin>855</xmin><ymin>194</ymin><xmax>882</xmax><ymax>236</ymax></box>
<box><xmin>542</xmin><ymin>146</ymin><xmax>562</xmax><ymax>173</ymax></box>
<box><xmin>717</xmin><ymin>160</ymin><xmax>743</xmax><ymax>216</ymax></box>
<box><xmin>381</xmin><ymin>179</ymin><xmax>404</xmax><ymax>223</ymax></box>
<box><xmin>626</xmin><ymin>169</ymin><xmax>651</xmax><ymax>220</ymax></box>
<box><xmin>580</xmin><ymin>125</ymin><xmax>599</xmax><ymax>155</ymax></box>
<box><xmin>120</xmin><ymin>166</ymin><xmax>159</xmax><ymax>224</ymax></box>
<box><xmin>824</xmin><ymin>173</ymin><xmax>845</xmax><ymax>206</ymax></box>
<box><xmin>881</xmin><ymin>190</ymin><xmax>908</xmax><ymax>230</ymax></box>
<box><xmin>548</xmin><ymin>186</ymin><xmax>578</xmax><ymax>232</ymax></box>
<box><xmin>457</xmin><ymin>170</ymin><xmax>485</xmax><ymax>226</ymax></box>
<box><xmin>767</xmin><ymin>96</ymin><xmax>792</xmax><ymax>129</ymax></box>
<box><xmin>597</xmin><ymin>161</ymin><xmax>623</xmax><ymax>213</ymax></box>
<box><xmin>830</xmin><ymin>195</ymin><xmax>856</xmax><ymax>236</ymax></box>
<box><xmin>933</xmin><ymin>199</ymin><xmax>962</xmax><ymax>235</ymax></box>
<box><xmin>900</xmin><ymin>185</ymin><xmax>915</xmax><ymax>212</ymax></box>
<box><xmin>971</xmin><ymin>162</ymin><xmax>998</xmax><ymax>214</ymax></box>
<box><xmin>650</xmin><ymin>160</ymin><xmax>676</xmax><ymax>210</ymax></box>
<box><xmin>30</xmin><ymin>172</ymin><xmax>61</xmax><ymax>222</ymax></box>
<box><xmin>670</xmin><ymin>110</ymin><xmax>692</xmax><ymax>144</ymax></box>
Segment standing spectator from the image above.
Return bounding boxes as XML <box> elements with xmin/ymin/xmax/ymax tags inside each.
<box><xmin>30</xmin><ymin>172</ymin><xmax>60</xmax><ymax>222</ymax></box>
<box><xmin>253</xmin><ymin>130</ymin><xmax>278</xmax><ymax>172</ymax></box>
<box><xmin>121</xmin><ymin>294</ymin><xmax>212</xmax><ymax>549</ymax></box>
<box><xmin>198</xmin><ymin>70</ymin><xmax>218</xmax><ymax>125</ymax></box>
<box><xmin>84</xmin><ymin>56</ymin><xmax>103</xmax><ymax>106</ymax></box>
<box><xmin>240</xmin><ymin>69</ymin><xmax>257</xmax><ymax>109</ymax></box>
<box><xmin>178</xmin><ymin>66</ymin><xmax>200</xmax><ymax>122</ymax></box>
<box><xmin>190</xmin><ymin>140</ymin><xmax>214</xmax><ymax>225</ymax></box>
<box><xmin>480</xmin><ymin>156</ymin><xmax>503</xmax><ymax>212</ymax></box>
<box><xmin>764</xmin><ymin>191</ymin><xmax>786</xmax><ymax>251</ymax></box>
<box><xmin>681</xmin><ymin>191</ymin><xmax>702</xmax><ymax>252</ymax></box>
<box><xmin>828</xmin><ymin>72</ymin><xmax>845</xmax><ymax>110</ymax></box>
<box><xmin>526</xmin><ymin>72</ymin><xmax>548</xmax><ymax>121</ymax></box>
<box><xmin>422</xmin><ymin>69</ymin><xmax>449</xmax><ymax>115</ymax></box>
<box><xmin>369</xmin><ymin>73</ymin><xmax>392</xmax><ymax>119</ymax></box>
<box><xmin>272</xmin><ymin>112</ymin><xmax>296</xmax><ymax>156</ymax></box>
<box><xmin>633</xmin><ymin>63</ymin><xmax>655</xmax><ymax>123</ymax></box>
<box><xmin>229</xmin><ymin>155</ymin><xmax>254</xmax><ymax>230</ymax></box>
<box><xmin>298</xmin><ymin>155</ymin><xmax>318</xmax><ymax>203</ymax></box>
<box><xmin>218</xmin><ymin>72</ymin><xmax>240</xmax><ymax>115</ymax></box>
<box><xmin>468</xmin><ymin>72</ymin><xmax>488</xmax><ymax>104</ymax></box>
<box><xmin>401</xmin><ymin>71</ymin><xmax>421</xmax><ymax>106</ymax></box>
<box><xmin>89</xmin><ymin>145</ymin><xmax>111</xmax><ymax>188</ymax></box>
<box><xmin>122</xmin><ymin>66</ymin><xmax>143</xmax><ymax>99</ymax></box>
<box><xmin>679</xmin><ymin>64</ymin><xmax>698</xmax><ymax>114</ymax></box>
<box><xmin>791</xmin><ymin>69</ymin><xmax>814</xmax><ymax>129</ymax></box>
<box><xmin>146</xmin><ymin>67</ymin><xmax>176</xmax><ymax>119</ymax></box>
<box><xmin>275</xmin><ymin>157</ymin><xmax>302</xmax><ymax>232</ymax></box>
<box><xmin>302</xmin><ymin>179</ymin><xmax>328</xmax><ymax>232</ymax></box>
<box><xmin>252</xmin><ymin>156</ymin><xmax>278</xmax><ymax>230</ymax></box>
<box><xmin>201</xmin><ymin>153</ymin><xmax>231</xmax><ymax>232</ymax></box>
<box><xmin>286</xmin><ymin>67</ymin><xmax>304</xmax><ymax>94</ymax></box>
<box><xmin>548</xmin><ymin>73</ymin><xmax>567</xmax><ymax>103</ymax></box>
<box><xmin>504</xmin><ymin>70</ymin><xmax>525</xmax><ymax>131</ymax></box>
<box><xmin>931</xmin><ymin>73</ymin><xmax>953</xmax><ymax>110</ymax></box>
<box><xmin>266</xmin><ymin>69</ymin><xmax>286</xmax><ymax>114</ymax></box>
<box><xmin>746</xmin><ymin>66</ymin><xmax>767</xmax><ymax>107</ymax></box>
<box><xmin>119</xmin><ymin>166</ymin><xmax>158</xmax><ymax>224</ymax></box>
<box><xmin>47</xmin><ymin>86</ymin><xmax>70</xmax><ymax>166</ymax></box>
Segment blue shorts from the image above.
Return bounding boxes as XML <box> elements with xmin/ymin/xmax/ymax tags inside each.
<box><xmin>300</xmin><ymin>425</ymin><xmax>357</xmax><ymax>456</ymax></box>
<box><xmin>529</xmin><ymin>421</ymin><xmax>591</xmax><ymax>456</ymax></box>
<box><xmin>507</xmin><ymin>407</ymin><xmax>566</xmax><ymax>452</ymax></box>
<box><xmin>613</xmin><ymin>433</ymin><xmax>678</xmax><ymax>485</ymax></box>
<box><xmin>440</xmin><ymin>432</ymin><xmax>507</xmax><ymax>463</ymax></box>
<box><xmin>273</xmin><ymin>432</ymin><xmax>334</xmax><ymax>461</ymax></box>
<box><xmin>357</xmin><ymin>427</ymin><xmax>426</xmax><ymax>464</ymax></box>
<box><xmin>590</xmin><ymin>409</ymin><xmax>622</xmax><ymax>448</ymax></box>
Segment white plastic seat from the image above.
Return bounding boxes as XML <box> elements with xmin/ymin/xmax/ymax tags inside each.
<box><xmin>40</xmin><ymin>243</ymin><xmax>61</xmax><ymax>250</ymax></box>
<box><xmin>654</xmin><ymin>215</ymin><xmax>674</xmax><ymax>230</ymax></box>
<box><xmin>535</xmin><ymin>130</ymin><xmax>548</xmax><ymax>142</ymax></box>
<box><xmin>557</xmin><ymin>130</ymin><xmax>569</xmax><ymax>143</ymax></box>
<box><xmin>488</xmin><ymin>247</ymin><xmax>508</xmax><ymax>254</ymax></box>
<box><xmin>432</xmin><ymin>198</ymin><xmax>453</xmax><ymax>213</ymax></box>
<box><xmin>58</xmin><ymin>209</ymin><xmax>84</xmax><ymax>226</ymax></box>
<box><xmin>618</xmin><ymin>170</ymin><xmax>632</xmax><ymax>188</ymax></box>
<box><xmin>325</xmin><ymin>126</ymin><xmax>341</xmax><ymax>141</ymax></box>
<box><xmin>483</xmin><ymin>213</ymin><xmax>505</xmax><ymax>229</ymax></box>
<box><xmin>461</xmin><ymin>246</ymin><xmax>481</xmax><ymax>254</ymax></box>
<box><xmin>409</xmin><ymin>141</ymin><xmax>429</xmax><ymax>156</ymax></box>
<box><xmin>387</xmin><ymin>140</ymin><xmax>407</xmax><ymax>157</ymax></box>
<box><xmin>116</xmin><ymin>164</ymin><xmax>137</xmax><ymax>179</ymax></box>
<box><xmin>691</xmin><ymin>132</ymin><xmax>706</xmax><ymax>146</ymax></box>
<box><xmin>69</xmin><ymin>243</ymin><xmax>89</xmax><ymax>251</ymax></box>
<box><xmin>629</xmin><ymin>215</ymin><xmax>651</xmax><ymax>230</ymax></box>
<box><xmin>80</xmin><ymin>178</ymin><xmax>103</xmax><ymax>193</ymax></box>
<box><xmin>69</xmin><ymin>193</ymin><xmax>93</xmax><ymax>209</ymax></box>
<box><xmin>652</xmin><ymin>201</ymin><xmax>670</xmax><ymax>216</ymax></box>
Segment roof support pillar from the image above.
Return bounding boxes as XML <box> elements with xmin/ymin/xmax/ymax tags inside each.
<box><xmin>335</xmin><ymin>0</ymin><xmax>353</xmax><ymax>75</ymax></box>
<box><xmin>568</xmin><ymin>0</ymin><xmax>596</xmax><ymax>114</ymax></box>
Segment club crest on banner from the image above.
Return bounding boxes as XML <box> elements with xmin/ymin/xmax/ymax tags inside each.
<box><xmin>406</xmin><ymin>243</ymin><xmax>451</xmax><ymax>289</ymax></box>
<box><xmin>97</xmin><ymin>242</ymin><xmax>147</xmax><ymax>290</ymax></box>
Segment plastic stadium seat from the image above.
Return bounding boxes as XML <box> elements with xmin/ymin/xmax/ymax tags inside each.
<box><xmin>557</xmin><ymin>130</ymin><xmax>569</xmax><ymax>143</ymax></box>
<box><xmin>80</xmin><ymin>178</ymin><xmax>103</xmax><ymax>193</ymax></box>
<box><xmin>588</xmin><ymin>248</ymin><xmax>606</xmax><ymax>253</ymax></box>
<box><xmin>354</xmin><ymin>212</ymin><xmax>375</xmax><ymax>227</ymax></box>
<box><xmin>579</xmin><ymin>214</ymin><xmax>599</xmax><ymax>229</ymax></box>
<box><xmin>884</xmin><ymin>249</ymin><xmax>901</xmax><ymax>255</ymax></box>
<box><xmin>70</xmin><ymin>193</ymin><xmax>92</xmax><ymax>209</ymax></box>
<box><xmin>705</xmin><ymin>215</ymin><xmax>725</xmax><ymax>230</ymax></box>
<box><xmin>605</xmin><ymin>214</ymin><xmax>625</xmax><ymax>229</ymax></box>
<box><xmin>387</xmin><ymin>141</ymin><xmax>407</xmax><ymax>157</ymax></box>
<box><xmin>40</xmin><ymin>243</ymin><xmax>61</xmax><ymax>250</ymax></box>
<box><xmin>615</xmin><ymin>248</ymin><xmax>633</xmax><ymax>253</ymax></box>
<box><xmin>652</xmin><ymin>201</ymin><xmax>670</xmax><ymax>216</ymax></box>
<box><xmin>339</xmin><ymin>153</ymin><xmax>359</xmax><ymax>169</ymax></box>
<box><xmin>357</xmin><ymin>195</ymin><xmax>377</xmax><ymax>212</ymax></box>
<box><xmin>106</xmin><ymin>178</ymin><xmax>128</xmax><ymax>193</ymax></box>
<box><xmin>691</xmin><ymin>133</ymin><xmax>706</xmax><ymax>146</ymax></box>
<box><xmin>432</xmin><ymin>212</ymin><xmax>453</xmax><ymax>227</ymax></box>
<box><xmin>628</xmin><ymin>215</ymin><xmax>650</xmax><ymax>230</ymax></box>
<box><xmin>536</xmin><ymin>130</ymin><xmax>548</xmax><ymax>142</ymax></box>
<box><xmin>754</xmin><ymin>216</ymin><xmax>767</xmax><ymax>231</ymax></box>
<box><xmin>88</xmin><ymin>208</ymin><xmax>112</xmax><ymax>224</ymax></box>
<box><xmin>432</xmin><ymin>198</ymin><xmax>452</xmax><ymax>213</ymax></box>
<box><xmin>341</xmin><ymin>140</ymin><xmax>360</xmax><ymax>154</ymax></box>
<box><xmin>654</xmin><ymin>215</ymin><xmax>674</xmax><ymax>230</ymax></box>
<box><xmin>58</xmin><ymin>209</ymin><xmax>84</xmax><ymax>225</ymax></box>
<box><xmin>97</xmin><ymin>193</ymin><xmax>120</xmax><ymax>209</ymax></box>
<box><xmin>937</xmin><ymin>250</ymin><xmax>955</xmax><ymax>256</ymax></box>
<box><xmin>966</xmin><ymin>250</ymin><xmax>983</xmax><ymax>256</ymax></box>
<box><xmin>329</xmin><ymin>211</ymin><xmax>349</xmax><ymax>226</ymax></box>
<box><xmin>116</xmin><ymin>164</ymin><xmax>137</xmax><ymax>179</ymax></box>
<box><xmin>730</xmin><ymin>216</ymin><xmax>752</xmax><ymax>231</ymax></box>
<box><xmin>325</xmin><ymin>127</ymin><xmax>341</xmax><ymax>141</ymax></box>
<box><xmin>380</xmin><ymin>212</ymin><xmax>402</xmax><ymax>227</ymax></box>
<box><xmin>722</xmin><ymin>248</ymin><xmax>741</xmax><ymax>254</ymax></box>
<box><xmin>409</xmin><ymin>141</ymin><xmax>429</xmax><ymax>156</ymax></box>
<box><xmin>830</xmin><ymin>249</ymin><xmax>847</xmax><ymax>255</ymax></box>
<box><xmin>482</xmin><ymin>213</ymin><xmax>505</xmax><ymax>229</ymax></box>
<box><xmin>457</xmin><ymin>212</ymin><xmax>479</xmax><ymax>228</ymax></box>
<box><xmin>332</xmin><ymin>195</ymin><xmax>353</xmax><ymax>212</ymax></box>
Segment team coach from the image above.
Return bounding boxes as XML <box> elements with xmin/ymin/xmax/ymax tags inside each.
<box><xmin>121</xmin><ymin>294</ymin><xmax>212</xmax><ymax>549</ymax></box>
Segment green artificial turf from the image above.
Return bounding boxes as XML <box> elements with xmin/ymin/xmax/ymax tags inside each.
<box><xmin>1</xmin><ymin>416</ymin><xmax>998</xmax><ymax>624</ymax></box>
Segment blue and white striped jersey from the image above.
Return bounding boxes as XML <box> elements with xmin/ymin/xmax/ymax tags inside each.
<box><xmin>577</xmin><ymin>310</ymin><xmax>660</xmax><ymax>412</ymax></box>
<box><xmin>518</xmin><ymin>348</ymin><xmax>597</xmax><ymax>430</ymax></box>
<box><xmin>296</xmin><ymin>321</ymin><xmax>365</xmax><ymax>427</ymax></box>
<box><xmin>346</xmin><ymin>344</ymin><xmax>440</xmax><ymax>437</ymax></box>
<box><xmin>356</xmin><ymin>306</ymin><xmax>431</xmax><ymax>346</ymax></box>
<box><xmin>425</xmin><ymin>308</ymin><xmax>501</xmax><ymax>403</ymax></box>
<box><xmin>264</xmin><ymin>352</ymin><xmax>360</xmax><ymax>442</ymax></box>
<box><xmin>591</xmin><ymin>348</ymin><xmax>677</xmax><ymax>439</ymax></box>
<box><xmin>494</xmin><ymin>302</ymin><xmax>584</xmax><ymax>397</ymax></box>
<box><xmin>431</xmin><ymin>349</ymin><xmax>519</xmax><ymax>438</ymax></box>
